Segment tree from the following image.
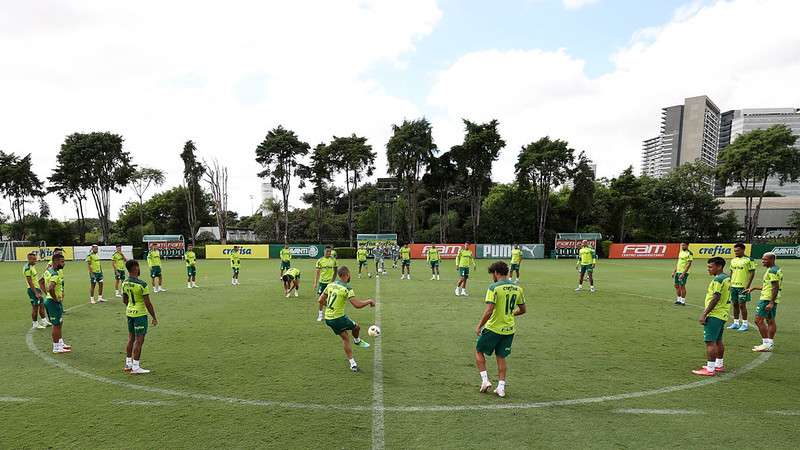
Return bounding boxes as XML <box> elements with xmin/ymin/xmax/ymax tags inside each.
<box><xmin>515</xmin><ymin>137</ymin><xmax>576</xmax><ymax>244</ymax></box>
<box><xmin>129</xmin><ymin>168</ymin><xmax>165</xmax><ymax>240</ymax></box>
<box><xmin>180</xmin><ymin>140</ymin><xmax>206</xmax><ymax>245</ymax></box>
<box><xmin>297</xmin><ymin>143</ymin><xmax>333</xmax><ymax>243</ymax></box>
<box><xmin>114</xmin><ymin>186</ymin><xmax>213</xmax><ymax>241</ymax></box>
<box><xmin>0</xmin><ymin>151</ymin><xmax>44</xmax><ymax>228</ymax></box>
<box><xmin>386</xmin><ymin>118</ymin><xmax>437</xmax><ymax>243</ymax></box>
<box><xmin>48</xmin><ymin>154</ymin><xmax>89</xmax><ymax>243</ymax></box>
<box><xmin>422</xmin><ymin>152</ymin><xmax>457</xmax><ymax>243</ymax></box>
<box><xmin>328</xmin><ymin>134</ymin><xmax>376</xmax><ymax>246</ymax></box>
<box><xmin>57</xmin><ymin>132</ymin><xmax>135</xmax><ymax>244</ymax></box>
<box><xmin>608</xmin><ymin>167</ymin><xmax>642</xmax><ymax>242</ymax></box>
<box><xmin>450</xmin><ymin>119</ymin><xmax>505</xmax><ymax>241</ymax></box>
<box><xmin>717</xmin><ymin>125</ymin><xmax>800</xmax><ymax>241</ymax></box>
<box><xmin>568</xmin><ymin>156</ymin><xmax>596</xmax><ymax>232</ymax></box>
<box><xmin>204</xmin><ymin>159</ymin><xmax>229</xmax><ymax>244</ymax></box>
<box><xmin>255</xmin><ymin>126</ymin><xmax>310</xmax><ymax>243</ymax></box>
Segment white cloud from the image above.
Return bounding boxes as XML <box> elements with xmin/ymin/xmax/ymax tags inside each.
<box><xmin>0</xmin><ymin>0</ymin><xmax>442</xmax><ymax>220</ymax></box>
<box><xmin>427</xmin><ymin>0</ymin><xmax>800</xmax><ymax>182</ymax></box>
<box><xmin>562</xmin><ymin>0</ymin><xmax>600</xmax><ymax>10</ymax></box>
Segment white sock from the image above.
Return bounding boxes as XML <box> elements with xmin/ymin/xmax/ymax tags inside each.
<box><xmin>349</xmin><ymin>358</ymin><xmax>357</xmax><ymax>367</ymax></box>
<box><xmin>353</xmin><ymin>337</ymin><xmax>361</xmax><ymax>344</ymax></box>
<box><xmin>762</xmin><ymin>338</ymin><xmax>768</xmax><ymax>344</ymax></box>
<box><xmin>733</xmin><ymin>319</ymin><xmax>740</xmax><ymax>325</ymax></box>
<box><xmin>133</xmin><ymin>360</ymin><xmax>140</xmax><ymax>369</ymax></box>
<box><xmin>741</xmin><ymin>320</ymin><xmax>748</xmax><ymax>325</ymax></box>
<box><xmin>58</xmin><ymin>338</ymin><xmax>65</xmax><ymax>345</ymax></box>
<box><xmin>53</xmin><ymin>342</ymin><xmax>59</xmax><ymax>351</ymax></box>
<box><xmin>766</xmin><ymin>338</ymin><xmax>774</xmax><ymax>345</ymax></box>
<box><xmin>715</xmin><ymin>358</ymin><xmax>723</xmax><ymax>368</ymax></box>
<box><xmin>317</xmin><ymin>311</ymin><xmax>323</xmax><ymax>317</ymax></box>
<box><xmin>33</xmin><ymin>321</ymin><xmax>38</xmax><ymax>327</ymax></box>
<box><xmin>480</xmin><ymin>371</ymin><xmax>489</xmax><ymax>383</ymax></box>
<box><xmin>126</xmin><ymin>357</ymin><xmax>133</xmax><ymax>366</ymax></box>
<box><xmin>706</xmin><ymin>361</ymin><xmax>715</xmax><ymax>372</ymax></box>
<box><xmin>498</xmin><ymin>380</ymin><xmax>506</xmax><ymax>388</ymax></box>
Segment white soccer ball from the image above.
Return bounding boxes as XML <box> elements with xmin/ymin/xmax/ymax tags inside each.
<box><xmin>368</xmin><ymin>325</ymin><xmax>381</xmax><ymax>337</ymax></box>
<box><xmin>368</xmin><ymin>272</ymin><xmax>373</xmax><ymax>278</ymax></box>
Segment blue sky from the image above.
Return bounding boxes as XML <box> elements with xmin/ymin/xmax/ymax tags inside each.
<box><xmin>373</xmin><ymin>0</ymin><xmax>694</xmax><ymax>104</ymax></box>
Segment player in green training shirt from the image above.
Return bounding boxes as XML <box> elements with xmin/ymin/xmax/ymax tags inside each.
<box><xmin>146</xmin><ymin>243</ymin><xmax>166</xmax><ymax>292</ymax></box>
<box><xmin>184</xmin><ymin>243</ymin><xmax>198</xmax><ymax>289</ymax></box>
<box><xmin>86</xmin><ymin>244</ymin><xmax>106</xmax><ymax>304</ymax></box>
<box><xmin>673</xmin><ymin>242</ymin><xmax>693</xmax><ymax>305</ymax></box>
<box><xmin>279</xmin><ymin>244</ymin><xmax>292</xmax><ymax>280</ymax></box>
<box><xmin>400</xmin><ymin>243</ymin><xmax>412</xmax><ymax>280</ymax></box>
<box><xmin>314</xmin><ymin>246</ymin><xmax>338</xmax><ymax>321</ymax></box>
<box><xmin>692</xmin><ymin>257</ymin><xmax>731</xmax><ymax>376</ymax></box>
<box><xmin>426</xmin><ymin>245</ymin><xmax>441</xmax><ymax>280</ymax></box>
<box><xmin>475</xmin><ymin>261</ymin><xmax>526</xmax><ymax>398</ymax></box>
<box><xmin>455</xmin><ymin>243</ymin><xmax>477</xmax><ymax>296</ymax></box>
<box><xmin>43</xmin><ymin>253</ymin><xmax>72</xmax><ymax>354</ymax></box>
<box><xmin>356</xmin><ymin>246</ymin><xmax>368</xmax><ymax>278</ymax></box>
<box><xmin>112</xmin><ymin>244</ymin><xmax>127</xmax><ymax>298</ymax></box>
<box><xmin>230</xmin><ymin>245</ymin><xmax>241</xmax><ymax>286</ymax></box>
<box><xmin>728</xmin><ymin>242</ymin><xmax>756</xmax><ymax>331</ymax></box>
<box><xmin>282</xmin><ymin>267</ymin><xmax>301</xmax><ymax>297</ymax></box>
<box><xmin>575</xmin><ymin>241</ymin><xmax>597</xmax><ymax>292</ymax></box>
<box><xmin>24</xmin><ymin>252</ymin><xmax>49</xmax><ymax>329</ymax></box>
<box><xmin>122</xmin><ymin>259</ymin><xmax>159</xmax><ymax>374</ymax></box>
<box><xmin>746</xmin><ymin>252</ymin><xmax>783</xmax><ymax>352</ymax></box>
<box><xmin>510</xmin><ymin>244</ymin><xmax>523</xmax><ymax>283</ymax></box>
<box><xmin>319</xmin><ymin>266</ymin><xmax>375</xmax><ymax>372</ymax></box>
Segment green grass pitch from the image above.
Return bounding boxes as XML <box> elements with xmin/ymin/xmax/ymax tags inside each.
<box><xmin>1</xmin><ymin>257</ymin><xmax>798</xmax><ymax>449</ymax></box>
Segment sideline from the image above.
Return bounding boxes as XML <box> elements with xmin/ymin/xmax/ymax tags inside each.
<box><xmin>372</xmin><ymin>276</ymin><xmax>385</xmax><ymax>450</ymax></box>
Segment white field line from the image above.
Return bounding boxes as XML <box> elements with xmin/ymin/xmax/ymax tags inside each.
<box><xmin>381</xmin><ymin>353</ymin><xmax>772</xmax><ymax>412</ymax></box>
<box><xmin>112</xmin><ymin>400</ymin><xmax>175</xmax><ymax>406</ymax></box>
<box><xmin>25</xmin><ymin>298</ymin><xmax>772</xmax><ymax>414</ymax></box>
<box><xmin>766</xmin><ymin>410</ymin><xmax>800</xmax><ymax>416</ymax></box>
<box><xmin>372</xmin><ymin>275</ymin><xmax>385</xmax><ymax>450</ymax></box>
<box><xmin>614</xmin><ymin>408</ymin><xmax>703</xmax><ymax>415</ymax></box>
<box><xmin>0</xmin><ymin>396</ymin><xmax>35</xmax><ymax>402</ymax></box>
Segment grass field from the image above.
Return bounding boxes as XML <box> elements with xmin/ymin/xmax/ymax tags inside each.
<box><xmin>1</xmin><ymin>256</ymin><xmax>798</xmax><ymax>449</ymax></box>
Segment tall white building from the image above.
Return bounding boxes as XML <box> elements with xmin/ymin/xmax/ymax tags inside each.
<box><xmin>721</xmin><ymin>108</ymin><xmax>800</xmax><ymax>196</ymax></box>
<box><xmin>640</xmin><ymin>96</ymin><xmax>720</xmax><ymax>177</ymax></box>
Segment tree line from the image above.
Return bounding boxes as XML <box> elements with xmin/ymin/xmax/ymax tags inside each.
<box><xmin>0</xmin><ymin>122</ymin><xmax>797</xmax><ymax>246</ymax></box>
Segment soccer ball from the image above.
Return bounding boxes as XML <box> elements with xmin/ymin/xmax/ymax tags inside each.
<box><xmin>368</xmin><ymin>325</ymin><xmax>381</xmax><ymax>337</ymax></box>
<box><xmin>368</xmin><ymin>272</ymin><xmax>373</xmax><ymax>278</ymax></box>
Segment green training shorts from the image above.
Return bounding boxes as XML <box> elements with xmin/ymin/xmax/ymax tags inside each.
<box><xmin>430</xmin><ymin>261</ymin><xmax>439</xmax><ymax>269</ymax></box>
<box><xmin>579</xmin><ymin>264</ymin><xmax>593</xmax><ymax>274</ymax></box>
<box><xmin>402</xmin><ymin>259</ymin><xmax>411</xmax><ymax>267</ymax></box>
<box><xmin>44</xmin><ymin>298</ymin><xmax>63</xmax><ymax>326</ymax></box>
<box><xmin>510</xmin><ymin>263</ymin><xmax>520</xmax><ymax>271</ymax></box>
<box><xmin>281</xmin><ymin>261</ymin><xmax>291</xmax><ymax>270</ymax></box>
<box><xmin>232</xmin><ymin>268</ymin><xmax>240</xmax><ymax>276</ymax></box>
<box><xmin>150</xmin><ymin>266</ymin><xmax>162</xmax><ymax>278</ymax></box>
<box><xmin>674</xmin><ymin>272</ymin><xmax>689</xmax><ymax>286</ymax></box>
<box><xmin>459</xmin><ymin>267</ymin><xmax>470</xmax><ymax>279</ymax></box>
<box><xmin>317</xmin><ymin>282</ymin><xmax>329</xmax><ymax>296</ymax></box>
<box><xmin>27</xmin><ymin>288</ymin><xmax>43</xmax><ymax>306</ymax></box>
<box><xmin>476</xmin><ymin>329</ymin><xmax>514</xmax><ymax>358</ymax></box>
<box><xmin>325</xmin><ymin>315</ymin><xmax>356</xmax><ymax>335</ymax></box>
<box><xmin>90</xmin><ymin>272</ymin><xmax>104</xmax><ymax>283</ymax></box>
<box><xmin>730</xmin><ymin>287</ymin><xmax>751</xmax><ymax>304</ymax></box>
<box><xmin>127</xmin><ymin>315</ymin><xmax>149</xmax><ymax>336</ymax></box>
<box><xmin>115</xmin><ymin>269</ymin><xmax>126</xmax><ymax>281</ymax></box>
<box><xmin>703</xmin><ymin>316</ymin><xmax>725</xmax><ymax>342</ymax></box>
<box><xmin>755</xmin><ymin>300</ymin><xmax>777</xmax><ymax>319</ymax></box>
<box><xmin>186</xmin><ymin>265</ymin><xmax>197</xmax><ymax>277</ymax></box>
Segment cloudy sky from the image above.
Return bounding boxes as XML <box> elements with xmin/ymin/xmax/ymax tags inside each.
<box><xmin>2</xmin><ymin>0</ymin><xmax>799</xmax><ymax>221</ymax></box>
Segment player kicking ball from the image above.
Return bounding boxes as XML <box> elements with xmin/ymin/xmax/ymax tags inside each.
<box><xmin>283</xmin><ymin>267</ymin><xmax>301</xmax><ymax>297</ymax></box>
<box><xmin>692</xmin><ymin>257</ymin><xmax>730</xmax><ymax>376</ymax></box>
<box><xmin>475</xmin><ymin>261</ymin><xmax>526</xmax><ymax>397</ymax></box>
<box><xmin>745</xmin><ymin>252</ymin><xmax>783</xmax><ymax>352</ymax></box>
<box><xmin>122</xmin><ymin>260</ymin><xmax>159</xmax><ymax>374</ymax></box>
<box><xmin>319</xmin><ymin>266</ymin><xmax>375</xmax><ymax>372</ymax></box>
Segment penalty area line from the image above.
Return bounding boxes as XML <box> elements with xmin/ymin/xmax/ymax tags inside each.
<box><xmin>371</xmin><ymin>275</ymin><xmax>385</xmax><ymax>450</ymax></box>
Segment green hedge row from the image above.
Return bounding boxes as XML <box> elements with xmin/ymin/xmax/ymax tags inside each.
<box><xmin>334</xmin><ymin>247</ymin><xmax>356</xmax><ymax>259</ymax></box>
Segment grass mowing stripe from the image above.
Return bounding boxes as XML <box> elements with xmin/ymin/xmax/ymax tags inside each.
<box><xmin>372</xmin><ymin>275</ymin><xmax>385</xmax><ymax>450</ymax></box>
<box><xmin>0</xmin><ymin>397</ymin><xmax>35</xmax><ymax>402</ymax></box>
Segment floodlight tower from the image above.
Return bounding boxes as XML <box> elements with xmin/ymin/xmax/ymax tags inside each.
<box><xmin>376</xmin><ymin>177</ymin><xmax>400</xmax><ymax>234</ymax></box>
